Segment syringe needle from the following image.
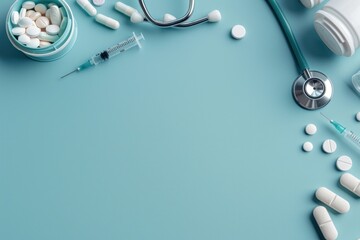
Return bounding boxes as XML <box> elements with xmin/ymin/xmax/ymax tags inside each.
<box><xmin>320</xmin><ymin>112</ymin><xmax>332</xmax><ymax>122</ymax></box>
<box><xmin>60</xmin><ymin>69</ymin><xmax>78</xmax><ymax>79</ymax></box>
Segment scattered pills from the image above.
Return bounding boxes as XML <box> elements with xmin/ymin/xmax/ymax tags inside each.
<box><xmin>340</xmin><ymin>173</ymin><xmax>360</xmax><ymax>197</ymax></box>
<box><xmin>26</xmin><ymin>25</ymin><xmax>41</xmax><ymax>37</ymax></box>
<box><xmin>46</xmin><ymin>24</ymin><xmax>60</xmax><ymax>35</ymax></box>
<box><xmin>313</xmin><ymin>206</ymin><xmax>338</xmax><ymax>240</ymax></box>
<box><xmin>11</xmin><ymin>11</ymin><xmax>19</xmax><ymax>25</ymax></box>
<box><xmin>356</xmin><ymin>112</ymin><xmax>360</xmax><ymax>122</ymax></box>
<box><xmin>76</xmin><ymin>0</ymin><xmax>97</xmax><ymax>17</ymax></box>
<box><xmin>92</xmin><ymin>0</ymin><xmax>105</xmax><ymax>6</ymax></box>
<box><xmin>336</xmin><ymin>155</ymin><xmax>352</xmax><ymax>171</ymax></box>
<box><xmin>22</xmin><ymin>1</ymin><xmax>36</xmax><ymax>10</ymax></box>
<box><xmin>302</xmin><ymin>142</ymin><xmax>313</xmax><ymax>152</ymax></box>
<box><xmin>315</xmin><ymin>187</ymin><xmax>350</xmax><ymax>213</ymax></box>
<box><xmin>322</xmin><ymin>139</ymin><xmax>337</xmax><ymax>154</ymax></box>
<box><xmin>231</xmin><ymin>25</ymin><xmax>246</xmax><ymax>40</ymax></box>
<box><xmin>114</xmin><ymin>1</ymin><xmax>137</xmax><ymax>17</ymax></box>
<box><xmin>305</xmin><ymin>123</ymin><xmax>317</xmax><ymax>135</ymax></box>
<box><xmin>95</xmin><ymin>14</ymin><xmax>120</xmax><ymax>29</ymax></box>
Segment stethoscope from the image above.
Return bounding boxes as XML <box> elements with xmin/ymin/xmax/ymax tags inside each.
<box><xmin>266</xmin><ymin>0</ymin><xmax>333</xmax><ymax>110</ymax></box>
<box><xmin>115</xmin><ymin>0</ymin><xmax>221</xmax><ymax>27</ymax></box>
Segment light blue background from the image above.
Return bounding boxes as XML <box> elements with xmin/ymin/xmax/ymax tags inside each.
<box><xmin>1</xmin><ymin>0</ymin><xmax>360</xmax><ymax>239</ymax></box>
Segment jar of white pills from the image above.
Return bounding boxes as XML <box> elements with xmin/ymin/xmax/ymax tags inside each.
<box><xmin>314</xmin><ymin>0</ymin><xmax>360</xmax><ymax>57</ymax></box>
<box><xmin>6</xmin><ymin>0</ymin><xmax>77</xmax><ymax>61</ymax></box>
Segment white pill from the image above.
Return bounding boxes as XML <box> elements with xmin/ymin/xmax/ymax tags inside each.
<box><xmin>305</xmin><ymin>123</ymin><xmax>317</xmax><ymax>135</ymax></box>
<box><xmin>18</xmin><ymin>34</ymin><xmax>31</xmax><ymax>44</ymax></box>
<box><xmin>27</xmin><ymin>37</ymin><xmax>40</xmax><ymax>48</ymax></box>
<box><xmin>11</xmin><ymin>11</ymin><xmax>20</xmax><ymax>25</ymax></box>
<box><xmin>95</xmin><ymin>14</ymin><xmax>120</xmax><ymax>30</ymax></box>
<box><xmin>114</xmin><ymin>2</ymin><xmax>137</xmax><ymax>17</ymax></box>
<box><xmin>76</xmin><ymin>0</ymin><xmax>97</xmax><ymax>17</ymax></box>
<box><xmin>19</xmin><ymin>8</ymin><xmax>27</xmax><ymax>19</ymax></box>
<box><xmin>92</xmin><ymin>0</ymin><xmax>105</xmax><ymax>6</ymax></box>
<box><xmin>300</xmin><ymin>0</ymin><xmax>324</xmax><ymax>8</ymax></box>
<box><xmin>356</xmin><ymin>112</ymin><xmax>360</xmax><ymax>122</ymax></box>
<box><xmin>29</xmin><ymin>11</ymin><xmax>41</xmax><ymax>21</ymax></box>
<box><xmin>38</xmin><ymin>32</ymin><xmax>59</xmax><ymax>42</ymax></box>
<box><xmin>130</xmin><ymin>11</ymin><xmax>144</xmax><ymax>23</ymax></box>
<box><xmin>26</xmin><ymin>26</ymin><xmax>41</xmax><ymax>37</ymax></box>
<box><xmin>22</xmin><ymin>1</ymin><xmax>35</xmax><ymax>10</ymax></box>
<box><xmin>313</xmin><ymin>206</ymin><xmax>338</xmax><ymax>240</ymax></box>
<box><xmin>340</xmin><ymin>173</ymin><xmax>360</xmax><ymax>197</ymax></box>
<box><xmin>163</xmin><ymin>13</ymin><xmax>176</xmax><ymax>22</ymax></box>
<box><xmin>39</xmin><ymin>41</ymin><xmax>51</xmax><ymax>48</ymax></box>
<box><xmin>49</xmin><ymin>5</ymin><xmax>62</xmax><ymax>25</ymax></box>
<box><xmin>231</xmin><ymin>25</ymin><xmax>246</xmax><ymax>40</ymax></box>
<box><xmin>302</xmin><ymin>142</ymin><xmax>313</xmax><ymax>152</ymax></box>
<box><xmin>18</xmin><ymin>17</ymin><xmax>33</xmax><ymax>28</ymax></box>
<box><xmin>48</xmin><ymin>3</ymin><xmax>56</xmax><ymax>8</ymax></box>
<box><xmin>46</xmin><ymin>9</ymin><xmax>51</xmax><ymax>18</ymax></box>
<box><xmin>36</xmin><ymin>16</ymin><xmax>50</xmax><ymax>28</ymax></box>
<box><xmin>208</xmin><ymin>10</ymin><xmax>221</xmax><ymax>23</ymax></box>
<box><xmin>322</xmin><ymin>139</ymin><xmax>337</xmax><ymax>153</ymax></box>
<box><xmin>35</xmin><ymin>3</ymin><xmax>47</xmax><ymax>15</ymax></box>
<box><xmin>11</xmin><ymin>27</ymin><xmax>26</xmax><ymax>36</ymax></box>
<box><xmin>315</xmin><ymin>187</ymin><xmax>350</xmax><ymax>213</ymax></box>
<box><xmin>336</xmin><ymin>155</ymin><xmax>352</xmax><ymax>171</ymax></box>
<box><xmin>46</xmin><ymin>25</ymin><xmax>60</xmax><ymax>35</ymax></box>
<box><xmin>25</xmin><ymin>9</ymin><xmax>34</xmax><ymax>17</ymax></box>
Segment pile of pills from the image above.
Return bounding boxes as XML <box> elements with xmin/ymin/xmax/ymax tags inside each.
<box><xmin>10</xmin><ymin>1</ymin><xmax>67</xmax><ymax>48</ymax></box>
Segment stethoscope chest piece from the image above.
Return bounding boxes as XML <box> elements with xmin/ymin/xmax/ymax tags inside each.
<box><xmin>293</xmin><ymin>70</ymin><xmax>333</xmax><ymax>110</ymax></box>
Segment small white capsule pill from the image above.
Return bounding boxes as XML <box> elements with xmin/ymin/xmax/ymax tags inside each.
<box><xmin>76</xmin><ymin>0</ymin><xmax>97</xmax><ymax>17</ymax></box>
<box><xmin>35</xmin><ymin>3</ymin><xmax>47</xmax><ymax>15</ymax></box>
<box><xmin>25</xmin><ymin>9</ymin><xmax>34</xmax><ymax>17</ymax></box>
<box><xmin>356</xmin><ymin>112</ymin><xmax>360</xmax><ymax>122</ymax></box>
<box><xmin>27</xmin><ymin>37</ymin><xmax>40</xmax><ymax>48</ymax></box>
<box><xmin>313</xmin><ymin>206</ymin><xmax>338</xmax><ymax>240</ymax></box>
<box><xmin>231</xmin><ymin>25</ymin><xmax>246</xmax><ymax>40</ymax></box>
<box><xmin>95</xmin><ymin>14</ymin><xmax>120</xmax><ymax>29</ymax></box>
<box><xmin>18</xmin><ymin>34</ymin><xmax>31</xmax><ymax>44</ymax></box>
<box><xmin>11</xmin><ymin>27</ymin><xmax>26</xmax><ymax>36</ymax></box>
<box><xmin>20</xmin><ymin>8</ymin><xmax>27</xmax><ymax>19</ymax></box>
<box><xmin>336</xmin><ymin>155</ymin><xmax>352</xmax><ymax>171</ymax></box>
<box><xmin>11</xmin><ymin>11</ymin><xmax>20</xmax><ymax>25</ymax></box>
<box><xmin>39</xmin><ymin>41</ymin><xmax>51</xmax><ymax>48</ymax></box>
<box><xmin>315</xmin><ymin>187</ymin><xmax>350</xmax><ymax>213</ymax></box>
<box><xmin>26</xmin><ymin>25</ymin><xmax>41</xmax><ymax>37</ymax></box>
<box><xmin>114</xmin><ymin>2</ymin><xmax>137</xmax><ymax>17</ymax></box>
<box><xmin>340</xmin><ymin>173</ymin><xmax>360</xmax><ymax>197</ymax></box>
<box><xmin>38</xmin><ymin>32</ymin><xmax>59</xmax><ymax>42</ymax></box>
<box><xmin>36</xmin><ymin>16</ymin><xmax>50</xmax><ymax>28</ymax></box>
<box><xmin>18</xmin><ymin>17</ymin><xmax>33</xmax><ymax>28</ymax></box>
<box><xmin>22</xmin><ymin>1</ymin><xmax>35</xmax><ymax>10</ymax></box>
<box><xmin>49</xmin><ymin>5</ymin><xmax>62</xmax><ymax>25</ymax></box>
<box><xmin>46</xmin><ymin>24</ymin><xmax>60</xmax><ymax>35</ymax></box>
<box><xmin>92</xmin><ymin>0</ymin><xmax>105</xmax><ymax>6</ymax></box>
<box><xmin>322</xmin><ymin>139</ymin><xmax>337</xmax><ymax>153</ymax></box>
<box><xmin>305</xmin><ymin>123</ymin><xmax>317</xmax><ymax>135</ymax></box>
<box><xmin>302</xmin><ymin>142</ymin><xmax>313</xmax><ymax>152</ymax></box>
<box><xmin>29</xmin><ymin>11</ymin><xmax>41</xmax><ymax>21</ymax></box>
<box><xmin>163</xmin><ymin>13</ymin><xmax>176</xmax><ymax>22</ymax></box>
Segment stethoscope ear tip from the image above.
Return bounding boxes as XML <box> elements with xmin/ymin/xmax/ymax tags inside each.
<box><xmin>130</xmin><ymin>11</ymin><xmax>145</xmax><ymax>23</ymax></box>
<box><xmin>208</xmin><ymin>10</ymin><xmax>221</xmax><ymax>23</ymax></box>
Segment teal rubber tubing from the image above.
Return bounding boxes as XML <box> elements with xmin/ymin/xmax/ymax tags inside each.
<box><xmin>266</xmin><ymin>0</ymin><xmax>309</xmax><ymax>72</ymax></box>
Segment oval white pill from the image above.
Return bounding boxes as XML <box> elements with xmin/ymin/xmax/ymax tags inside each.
<box><xmin>46</xmin><ymin>25</ymin><xmax>60</xmax><ymax>35</ymax></box>
<box><xmin>11</xmin><ymin>27</ymin><xmax>26</xmax><ymax>36</ymax></box>
<box><xmin>340</xmin><ymin>173</ymin><xmax>360</xmax><ymax>197</ymax></box>
<box><xmin>231</xmin><ymin>25</ymin><xmax>246</xmax><ymax>40</ymax></box>
<box><xmin>336</xmin><ymin>155</ymin><xmax>352</xmax><ymax>171</ymax></box>
<box><xmin>18</xmin><ymin>34</ymin><xmax>31</xmax><ymax>44</ymax></box>
<box><xmin>92</xmin><ymin>0</ymin><xmax>105</xmax><ymax>6</ymax></box>
<box><xmin>49</xmin><ymin>5</ymin><xmax>62</xmax><ymax>26</ymax></box>
<box><xmin>35</xmin><ymin>3</ymin><xmax>47</xmax><ymax>15</ymax></box>
<box><xmin>11</xmin><ymin>11</ymin><xmax>20</xmax><ymax>25</ymax></box>
<box><xmin>20</xmin><ymin>8</ymin><xmax>27</xmax><ymax>19</ymax></box>
<box><xmin>39</xmin><ymin>41</ymin><xmax>51</xmax><ymax>48</ymax></box>
<box><xmin>302</xmin><ymin>142</ymin><xmax>313</xmax><ymax>152</ymax></box>
<box><xmin>18</xmin><ymin>17</ymin><xmax>33</xmax><ymax>28</ymax></box>
<box><xmin>114</xmin><ymin>2</ymin><xmax>137</xmax><ymax>17</ymax></box>
<box><xmin>46</xmin><ymin>9</ymin><xmax>51</xmax><ymax>18</ymax></box>
<box><xmin>27</xmin><ymin>38</ymin><xmax>40</xmax><ymax>48</ymax></box>
<box><xmin>313</xmin><ymin>206</ymin><xmax>338</xmax><ymax>240</ymax></box>
<box><xmin>22</xmin><ymin>1</ymin><xmax>35</xmax><ymax>10</ymax></box>
<box><xmin>26</xmin><ymin>26</ymin><xmax>41</xmax><ymax>37</ymax></box>
<box><xmin>305</xmin><ymin>123</ymin><xmax>317</xmax><ymax>135</ymax></box>
<box><xmin>315</xmin><ymin>187</ymin><xmax>350</xmax><ymax>213</ymax></box>
<box><xmin>36</xmin><ymin>16</ymin><xmax>50</xmax><ymax>28</ymax></box>
<box><xmin>38</xmin><ymin>32</ymin><xmax>59</xmax><ymax>42</ymax></box>
<box><xmin>95</xmin><ymin>14</ymin><xmax>120</xmax><ymax>30</ymax></box>
<box><xmin>322</xmin><ymin>139</ymin><xmax>337</xmax><ymax>153</ymax></box>
<box><xmin>25</xmin><ymin>9</ymin><xmax>34</xmax><ymax>17</ymax></box>
<box><xmin>29</xmin><ymin>11</ymin><xmax>41</xmax><ymax>21</ymax></box>
<box><xmin>76</xmin><ymin>0</ymin><xmax>97</xmax><ymax>17</ymax></box>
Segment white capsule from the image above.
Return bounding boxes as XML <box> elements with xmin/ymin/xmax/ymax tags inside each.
<box><xmin>302</xmin><ymin>142</ymin><xmax>313</xmax><ymax>152</ymax></box>
<box><xmin>18</xmin><ymin>34</ymin><xmax>31</xmax><ymax>44</ymax></box>
<box><xmin>38</xmin><ymin>32</ymin><xmax>59</xmax><ymax>42</ymax></box>
<box><xmin>19</xmin><ymin>7</ymin><xmax>27</xmax><ymax>19</ymax></box>
<box><xmin>11</xmin><ymin>27</ymin><xmax>26</xmax><ymax>36</ymax></box>
<box><xmin>305</xmin><ymin>123</ymin><xmax>317</xmax><ymax>135</ymax></box>
<box><xmin>27</xmin><ymin>37</ymin><xmax>40</xmax><ymax>48</ymax></box>
<box><xmin>322</xmin><ymin>139</ymin><xmax>337</xmax><ymax>153</ymax></box>
<box><xmin>340</xmin><ymin>173</ymin><xmax>360</xmax><ymax>197</ymax></box>
<box><xmin>18</xmin><ymin>17</ymin><xmax>34</xmax><ymax>28</ymax></box>
<box><xmin>22</xmin><ymin>1</ymin><xmax>36</xmax><ymax>10</ymax></box>
<box><xmin>114</xmin><ymin>2</ymin><xmax>137</xmax><ymax>17</ymax></box>
<box><xmin>336</xmin><ymin>155</ymin><xmax>352</xmax><ymax>171</ymax></box>
<box><xmin>49</xmin><ymin>5</ymin><xmax>62</xmax><ymax>25</ymax></box>
<box><xmin>76</xmin><ymin>0</ymin><xmax>97</xmax><ymax>17</ymax></box>
<box><xmin>95</xmin><ymin>14</ymin><xmax>120</xmax><ymax>30</ymax></box>
<box><xmin>313</xmin><ymin>206</ymin><xmax>338</xmax><ymax>240</ymax></box>
<box><xmin>26</xmin><ymin>25</ymin><xmax>41</xmax><ymax>37</ymax></box>
<box><xmin>35</xmin><ymin>3</ymin><xmax>47</xmax><ymax>15</ymax></box>
<box><xmin>315</xmin><ymin>187</ymin><xmax>350</xmax><ymax>213</ymax></box>
<box><xmin>46</xmin><ymin>24</ymin><xmax>60</xmax><ymax>35</ymax></box>
<box><xmin>11</xmin><ymin>11</ymin><xmax>20</xmax><ymax>25</ymax></box>
<box><xmin>36</xmin><ymin>16</ymin><xmax>50</xmax><ymax>29</ymax></box>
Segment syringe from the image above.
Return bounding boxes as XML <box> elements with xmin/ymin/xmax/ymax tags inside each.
<box><xmin>61</xmin><ymin>32</ymin><xmax>144</xmax><ymax>79</ymax></box>
<box><xmin>321</xmin><ymin>113</ymin><xmax>360</xmax><ymax>151</ymax></box>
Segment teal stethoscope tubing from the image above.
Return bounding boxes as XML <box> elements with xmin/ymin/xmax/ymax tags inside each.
<box><xmin>266</xmin><ymin>0</ymin><xmax>310</xmax><ymax>73</ymax></box>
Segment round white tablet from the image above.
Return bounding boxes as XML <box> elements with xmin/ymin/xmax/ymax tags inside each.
<box><xmin>305</xmin><ymin>123</ymin><xmax>317</xmax><ymax>135</ymax></box>
<box><xmin>336</xmin><ymin>155</ymin><xmax>352</xmax><ymax>171</ymax></box>
<box><xmin>46</xmin><ymin>24</ymin><xmax>60</xmax><ymax>35</ymax></box>
<box><xmin>18</xmin><ymin>34</ymin><xmax>31</xmax><ymax>45</ymax></box>
<box><xmin>27</xmin><ymin>37</ymin><xmax>40</xmax><ymax>48</ymax></box>
<box><xmin>356</xmin><ymin>112</ymin><xmax>360</xmax><ymax>122</ymax></box>
<box><xmin>322</xmin><ymin>139</ymin><xmax>337</xmax><ymax>153</ymax></box>
<box><xmin>26</xmin><ymin>26</ymin><xmax>41</xmax><ymax>37</ymax></box>
<box><xmin>303</xmin><ymin>142</ymin><xmax>313</xmax><ymax>152</ymax></box>
<box><xmin>231</xmin><ymin>25</ymin><xmax>246</xmax><ymax>40</ymax></box>
<box><xmin>92</xmin><ymin>0</ymin><xmax>105</xmax><ymax>6</ymax></box>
